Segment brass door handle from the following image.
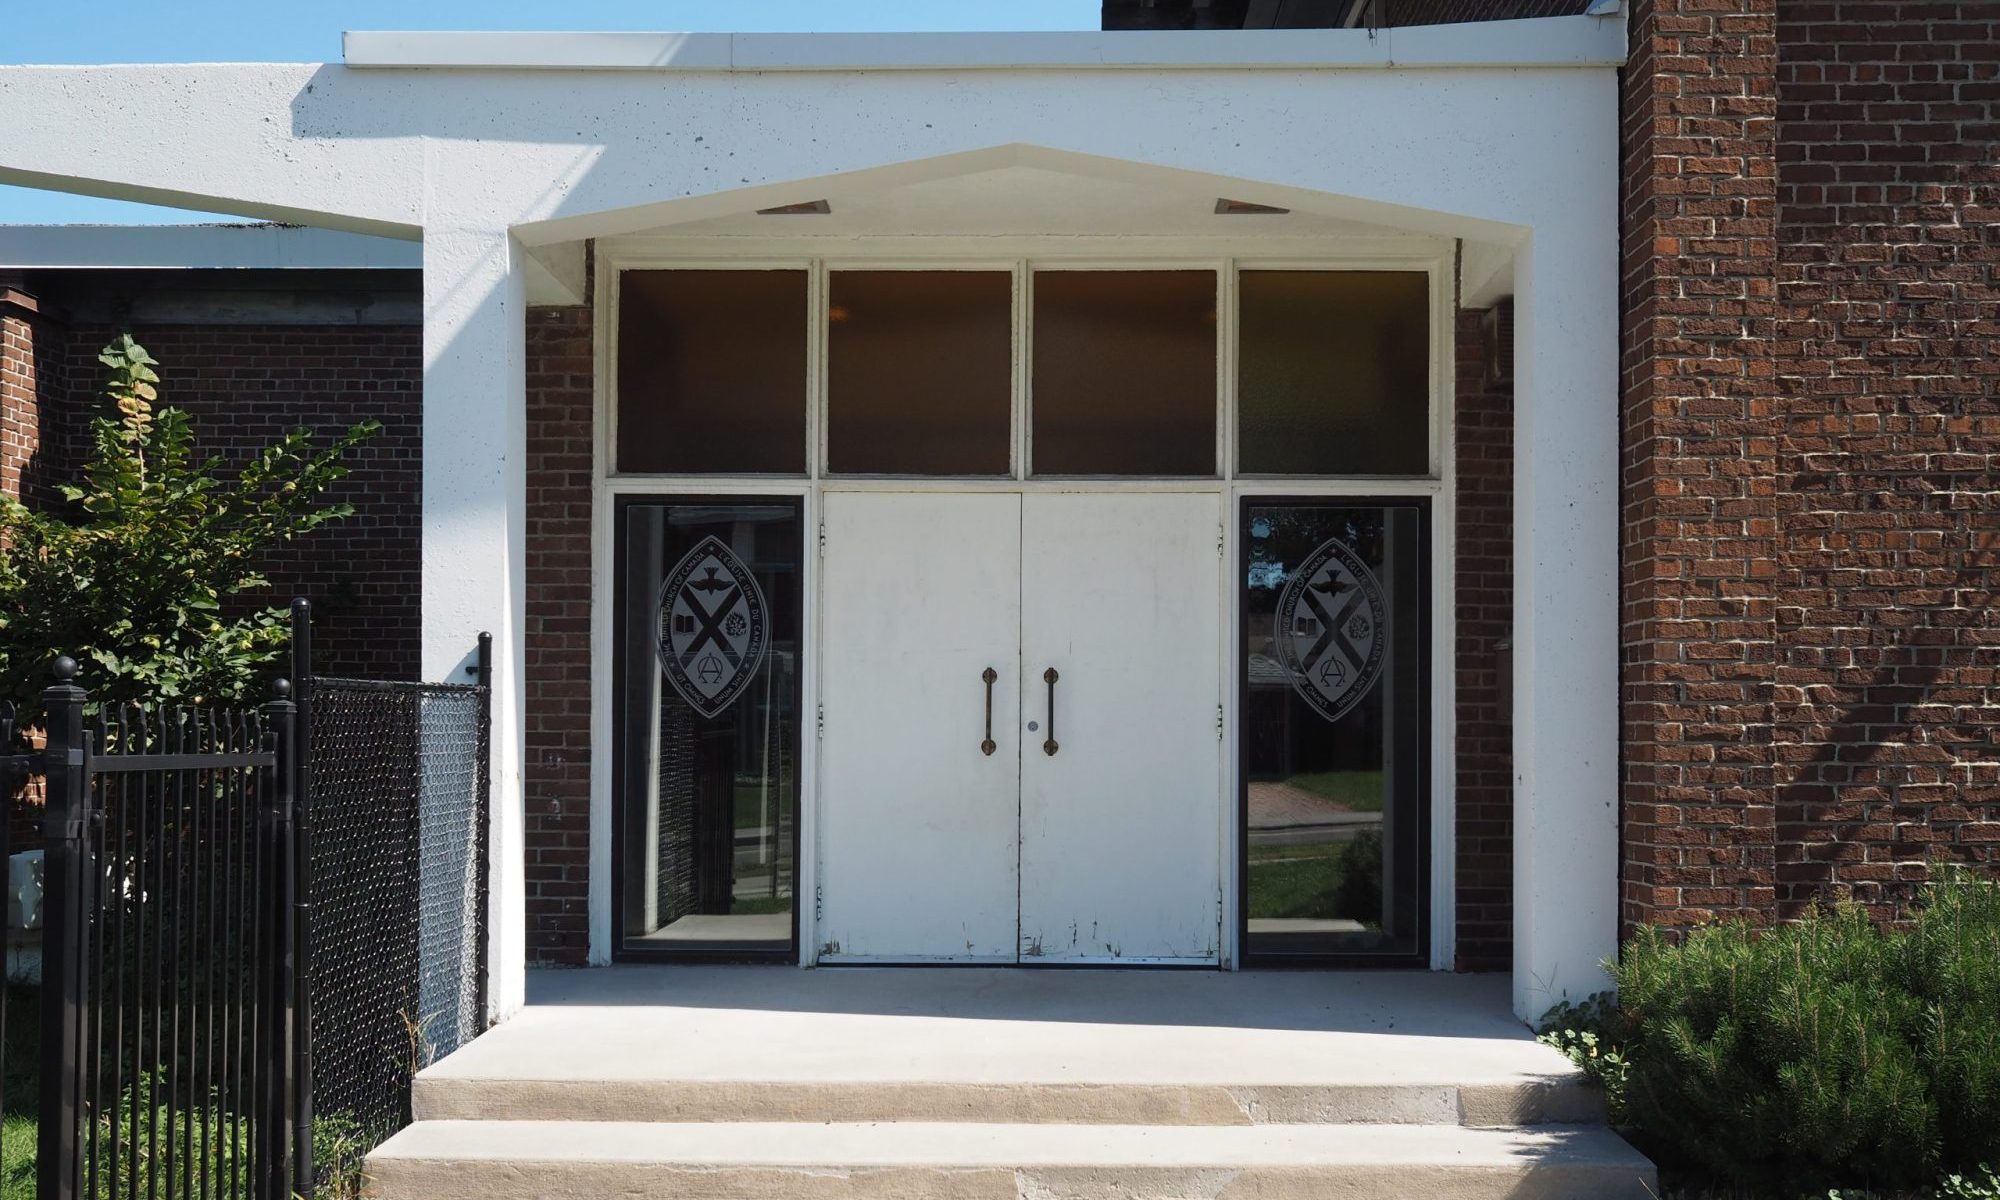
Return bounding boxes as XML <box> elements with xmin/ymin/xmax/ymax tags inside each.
<box><xmin>1042</xmin><ymin>667</ymin><xmax>1060</xmax><ymax>756</ymax></box>
<box><xmin>981</xmin><ymin>667</ymin><xmax>998</xmax><ymax>756</ymax></box>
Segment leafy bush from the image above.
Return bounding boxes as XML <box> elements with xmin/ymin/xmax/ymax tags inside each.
<box><xmin>1334</xmin><ymin>826</ymin><xmax>1384</xmax><ymax>927</ymax></box>
<box><xmin>1936</xmin><ymin>1165</ymin><xmax>2000</xmax><ymax>1200</ymax></box>
<box><xmin>1536</xmin><ymin>992</ymin><xmax>1630</xmax><ymax>1114</ymax></box>
<box><xmin>1541</xmin><ymin>873</ymin><xmax>2000</xmax><ymax>1196</ymax></box>
<box><xmin>0</xmin><ymin>335</ymin><xmax>376</xmax><ymax>714</ymax></box>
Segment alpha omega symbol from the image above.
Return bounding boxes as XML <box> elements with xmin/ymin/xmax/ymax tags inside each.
<box><xmin>656</xmin><ymin>535</ymin><xmax>769</xmax><ymax>719</ymax></box>
<box><xmin>1274</xmin><ymin>537</ymin><xmax>1389</xmax><ymax>724</ymax></box>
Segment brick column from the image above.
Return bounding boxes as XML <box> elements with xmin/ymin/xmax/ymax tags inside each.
<box><xmin>1454</xmin><ymin>304</ymin><xmax>1515</xmax><ymax>972</ymax></box>
<box><xmin>1619</xmin><ymin>0</ymin><xmax>1783</xmax><ymax>935</ymax></box>
<box><xmin>523</xmin><ymin>254</ymin><xmax>596</xmax><ymax>966</ymax></box>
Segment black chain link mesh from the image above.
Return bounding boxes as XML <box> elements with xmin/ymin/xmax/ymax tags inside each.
<box><xmin>304</xmin><ymin>678</ymin><xmax>488</xmax><ymax>1188</ymax></box>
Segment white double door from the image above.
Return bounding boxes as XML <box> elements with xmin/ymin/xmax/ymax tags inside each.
<box><xmin>818</xmin><ymin>491</ymin><xmax>1224</xmax><ymax>965</ymax></box>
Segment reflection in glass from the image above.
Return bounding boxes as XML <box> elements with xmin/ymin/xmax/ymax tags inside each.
<box><xmin>1237</xmin><ymin>271</ymin><xmax>1429</xmax><ymax>476</ymax></box>
<box><xmin>617</xmin><ymin>270</ymin><xmax>808</xmax><ymax>474</ymax></box>
<box><xmin>1031</xmin><ymin>270</ymin><xmax>1216</xmax><ymax>476</ymax></box>
<box><xmin>618</xmin><ymin>500</ymin><xmax>800</xmax><ymax>955</ymax></box>
<box><xmin>1242</xmin><ymin>501</ymin><xmax>1426</xmax><ymax>961</ymax></box>
<box><xmin>827</xmin><ymin>271</ymin><xmax>1013</xmax><ymax>475</ymax></box>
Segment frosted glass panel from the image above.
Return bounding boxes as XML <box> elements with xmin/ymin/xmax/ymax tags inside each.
<box><xmin>827</xmin><ymin>271</ymin><xmax>1013</xmax><ymax>476</ymax></box>
<box><xmin>1031</xmin><ymin>270</ymin><xmax>1216</xmax><ymax>477</ymax></box>
<box><xmin>617</xmin><ymin>270</ymin><xmax>808</xmax><ymax>475</ymax></box>
<box><xmin>1237</xmin><ymin>272</ymin><xmax>1429</xmax><ymax>476</ymax></box>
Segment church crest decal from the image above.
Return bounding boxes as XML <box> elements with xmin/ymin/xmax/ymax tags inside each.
<box><xmin>1274</xmin><ymin>537</ymin><xmax>1388</xmax><ymax>723</ymax></box>
<box><xmin>656</xmin><ymin>536</ymin><xmax>769</xmax><ymax>719</ymax></box>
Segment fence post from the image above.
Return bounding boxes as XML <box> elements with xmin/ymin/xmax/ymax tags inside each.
<box><xmin>37</xmin><ymin>656</ymin><xmax>89</xmax><ymax>1200</ymax></box>
<box><xmin>473</xmin><ymin>632</ymin><xmax>492</xmax><ymax>1028</ymax></box>
<box><xmin>263</xmin><ymin>678</ymin><xmax>300</xmax><ymax>1200</ymax></box>
<box><xmin>289</xmin><ymin>601</ymin><xmax>316</xmax><ymax>1196</ymax></box>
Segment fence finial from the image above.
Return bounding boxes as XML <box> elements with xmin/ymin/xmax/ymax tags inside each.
<box><xmin>272</xmin><ymin>676</ymin><xmax>293</xmax><ymax>700</ymax></box>
<box><xmin>50</xmin><ymin>655</ymin><xmax>77</xmax><ymax>682</ymax></box>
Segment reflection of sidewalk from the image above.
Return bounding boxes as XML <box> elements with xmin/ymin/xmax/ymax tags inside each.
<box><xmin>1248</xmin><ymin>782</ymin><xmax>1381</xmax><ymax>848</ymax></box>
<box><xmin>1248</xmin><ymin>781</ymin><xmax>1378</xmax><ymax>831</ymax></box>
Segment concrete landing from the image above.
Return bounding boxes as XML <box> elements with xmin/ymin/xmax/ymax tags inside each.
<box><xmin>369</xmin><ymin>967</ymin><xmax>1654</xmax><ymax>1200</ymax></box>
<box><xmin>415</xmin><ymin>967</ymin><xmax>1598</xmax><ymax>1126</ymax></box>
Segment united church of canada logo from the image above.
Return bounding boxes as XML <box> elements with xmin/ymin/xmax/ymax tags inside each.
<box><xmin>1274</xmin><ymin>536</ymin><xmax>1389</xmax><ymax>723</ymax></box>
<box><xmin>656</xmin><ymin>535</ymin><xmax>769</xmax><ymax>719</ymax></box>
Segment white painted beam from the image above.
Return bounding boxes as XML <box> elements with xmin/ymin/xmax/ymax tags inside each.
<box><xmin>344</xmin><ymin>18</ymin><xmax>1628</xmax><ymax>72</ymax></box>
<box><xmin>0</xmin><ymin>65</ymin><xmax>421</xmax><ymax>238</ymax></box>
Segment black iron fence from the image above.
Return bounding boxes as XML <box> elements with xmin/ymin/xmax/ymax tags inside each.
<box><xmin>1</xmin><ymin>600</ymin><xmax>491</xmax><ymax>1200</ymax></box>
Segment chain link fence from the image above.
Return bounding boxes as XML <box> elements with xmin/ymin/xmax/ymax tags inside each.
<box><xmin>292</xmin><ymin>602</ymin><xmax>492</xmax><ymax>1193</ymax></box>
<box><xmin>301</xmin><ymin>650</ymin><xmax>490</xmax><ymax>1191</ymax></box>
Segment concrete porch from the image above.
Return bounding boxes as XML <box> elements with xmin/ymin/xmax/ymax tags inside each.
<box><xmin>368</xmin><ymin>966</ymin><xmax>1655</xmax><ymax>1198</ymax></box>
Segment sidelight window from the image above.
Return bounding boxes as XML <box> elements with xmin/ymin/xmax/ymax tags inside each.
<box><xmin>615</xmin><ymin>498</ymin><xmax>802</xmax><ymax>958</ymax></box>
<box><xmin>1240</xmin><ymin>499</ymin><xmax>1429</xmax><ymax>963</ymax></box>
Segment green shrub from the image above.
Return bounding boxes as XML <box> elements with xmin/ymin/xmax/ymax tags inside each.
<box><xmin>1545</xmin><ymin>873</ymin><xmax>2000</xmax><ymax>1196</ymax></box>
<box><xmin>1334</xmin><ymin>827</ymin><xmax>1384</xmax><ymax>927</ymax></box>
<box><xmin>0</xmin><ymin>334</ymin><xmax>376</xmax><ymax>714</ymax></box>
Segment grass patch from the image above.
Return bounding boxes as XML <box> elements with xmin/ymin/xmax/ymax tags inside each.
<box><xmin>1246</xmin><ymin>829</ymin><xmax>1384</xmax><ymax>925</ymax></box>
<box><xmin>1</xmin><ymin>1114</ymin><xmax>31</xmax><ymax>1200</ymax></box>
<box><xmin>1247</xmin><ymin>842</ymin><xmax>1349</xmax><ymax>920</ymax></box>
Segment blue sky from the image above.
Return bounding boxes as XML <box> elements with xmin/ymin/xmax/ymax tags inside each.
<box><xmin>0</xmin><ymin>0</ymin><xmax>1101</xmax><ymax>224</ymax></box>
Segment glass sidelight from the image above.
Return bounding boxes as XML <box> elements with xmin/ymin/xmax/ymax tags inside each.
<box><xmin>615</xmin><ymin>498</ymin><xmax>802</xmax><ymax>958</ymax></box>
<box><xmin>1240</xmin><ymin>499</ymin><xmax>1428</xmax><ymax>963</ymax></box>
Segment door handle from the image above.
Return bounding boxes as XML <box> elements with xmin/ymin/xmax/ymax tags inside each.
<box><xmin>981</xmin><ymin>667</ymin><xmax>998</xmax><ymax>756</ymax></box>
<box><xmin>1042</xmin><ymin>667</ymin><xmax>1060</xmax><ymax>756</ymax></box>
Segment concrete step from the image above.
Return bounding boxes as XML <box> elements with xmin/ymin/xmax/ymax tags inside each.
<box><xmin>414</xmin><ymin>1073</ymin><xmax>1601</xmax><ymax>1127</ymax></box>
<box><xmin>365</xmin><ymin>1119</ymin><xmax>1659</xmax><ymax>1200</ymax></box>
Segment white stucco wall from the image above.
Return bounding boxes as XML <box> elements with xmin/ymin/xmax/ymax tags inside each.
<box><xmin>0</xmin><ymin>18</ymin><xmax>1625</xmax><ymax>1021</ymax></box>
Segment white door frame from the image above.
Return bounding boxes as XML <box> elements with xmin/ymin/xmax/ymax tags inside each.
<box><xmin>587</xmin><ymin>236</ymin><xmax>1459</xmax><ymax>971</ymax></box>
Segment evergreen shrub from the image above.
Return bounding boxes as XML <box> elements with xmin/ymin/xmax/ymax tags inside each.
<box><xmin>1542</xmin><ymin>874</ymin><xmax>2000</xmax><ymax>1196</ymax></box>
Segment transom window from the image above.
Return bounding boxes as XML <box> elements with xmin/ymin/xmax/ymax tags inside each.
<box><xmin>613</xmin><ymin>262</ymin><xmax>1435</xmax><ymax>479</ymax></box>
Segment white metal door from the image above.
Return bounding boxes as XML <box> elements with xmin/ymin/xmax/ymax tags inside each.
<box><xmin>1017</xmin><ymin>492</ymin><xmax>1224</xmax><ymax>964</ymax></box>
<box><xmin>816</xmin><ymin>492</ymin><xmax>1023</xmax><ymax>962</ymax></box>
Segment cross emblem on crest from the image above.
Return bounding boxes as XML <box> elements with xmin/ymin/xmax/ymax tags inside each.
<box><xmin>1273</xmin><ymin>536</ymin><xmax>1389</xmax><ymax>724</ymax></box>
<box><xmin>656</xmin><ymin>536</ymin><xmax>769</xmax><ymax>719</ymax></box>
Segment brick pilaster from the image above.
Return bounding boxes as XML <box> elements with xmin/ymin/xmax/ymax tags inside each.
<box><xmin>1620</xmin><ymin>0</ymin><xmax>1783</xmax><ymax>935</ymax></box>
<box><xmin>523</xmin><ymin>251</ymin><xmax>597</xmax><ymax>966</ymax></box>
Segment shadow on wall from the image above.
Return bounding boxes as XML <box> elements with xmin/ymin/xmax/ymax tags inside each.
<box><xmin>1774</xmin><ymin>516</ymin><xmax>2000</xmax><ymax>921</ymax></box>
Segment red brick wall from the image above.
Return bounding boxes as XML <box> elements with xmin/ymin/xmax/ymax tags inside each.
<box><xmin>1772</xmin><ymin>1</ymin><xmax>2000</xmax><ymax>916</ymax></box>
<box><xmin>59</xmin><ymin>323</ymin><xmax>423</xmax><ymax>680</ymax></box>
<box><xmin>523</xmin><ymin>267</ymin><xmax>596</xmax><ymax>967</ymax></box>
<box><xmin>1455</xmin><ymin>304</ymin><xmax>1514</xmax><ymax>971</ymax></box>
<box><xmin>0</xmin><ymin>294</ymin><xmax>65</xmax><ymax>510</ymax></box>
<box><xmin>1620</xmin><ymin>0</ymin><xmax>2000</xmax><ymax>935</ymax></box>
<box><xmin>1619</xmin><ymin>0</ymin><xmax>1782</xmax><ymax>936</ymax></box>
